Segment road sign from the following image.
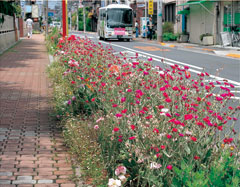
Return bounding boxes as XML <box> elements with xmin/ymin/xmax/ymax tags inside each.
<box><xmin>48</xmin><ymin>12</ymin><xmax>54</xmax><ymax>17</ymax></box>
<box><xmin>148</xmin><ymin>0</ymin><xmax>153</xmax><ymax>15</ymax></box>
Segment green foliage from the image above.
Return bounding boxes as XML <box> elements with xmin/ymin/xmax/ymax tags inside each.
<box><xmin>78</xmin><ymin>7</ymin><xmax>92</xmax><ymax>31</ymax></box>
<box><xmin>163</xmin><ymin>22</ymin><xmax>174</xmax><ymax>34</ymax></box>
<box><xmin>45</xmin><ymin>27</ymin><xmax>61</xmax><ymax>55</ymax></box>
<box><xmin>200</xmin><ymin>33</ymin><xmax>212</xmax><ymax>41</ymax></box>
<box><xmin>172</xmin><ymin>151</ymin><xmax>240</xmax><ymax>187</ymax></box>
<box><xmin>0</xmin><ymin>1</ymin><xmax>21</xmax><ymax>24</ymax></box>
<box><xmin>163</xmin><ymin>32</ymin><xmax>178</xmax><ymax>41</ymax></box>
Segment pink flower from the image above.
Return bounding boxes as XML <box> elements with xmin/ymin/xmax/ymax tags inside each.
<box><xmin>166</xmin><ymin>165</ymin><xmax>173</xmax><ymax>170</ymax></box>
<box><xmin>179</xmin><ymin>133</ymin><xmax>184</xmax><ymax>137</ymax></box>
<box><xmin>94</xmin><ymin>125</ymin><xmax>99</xmax><ymax>130</ymax></box>
<box><xmin>127</xmin><ymin>89</ymin><xmax>132</xmax><ymax>92</ymax></box>
<box><xmin>115</xmin><ymin>165</ymin><xmax>126</xmax><ymax>176</ymax></box>
<box><xmin>143</xmin><ymin>71</ymin><xmax>149</xmax><ymax>75</ymax></box>
<box><xmin>116</xmin><ymin>113</ymin><xmax>122</xmax><ymax>118</ymax></box>
<box><xmin>121</xmin><ymin>109</ymin><xmax>127</xmax><ymax>114</ymax></box>
<box><xmin>148</xmin><ymin>57</ymin><xmax>152</xmax><ymax>61</ymax></box>
<box><xmin>121</xmin><ymin>97</ymin><xmax>126</xmax><ymax>103</ymax></box>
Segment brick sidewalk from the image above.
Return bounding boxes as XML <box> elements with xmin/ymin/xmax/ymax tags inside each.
<box><xmin>0</xmin><ymin>35</ymin><xmax>76</xmax><ymax>187</ymax></box>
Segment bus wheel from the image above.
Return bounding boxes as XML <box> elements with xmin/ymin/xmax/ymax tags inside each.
<box><xmin>99</xmin><ymin>36</ymin><xmax>103</xmax><ymax>40</ymax></box>
<box><xmin>126</xmin><ymin>39</ymin><xmax>130</xmax><ymax>42</ymax></box>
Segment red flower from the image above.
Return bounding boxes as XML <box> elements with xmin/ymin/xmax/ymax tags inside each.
<box><xmin>129</xmin><ymin>136</ymin><xmax>136</xmax><ymax>140</ymax></box>
<box><xmin>184</xmin><ymin>114</ymin><xmax>193</xmax><ymax>120</ymax></box>
<box><xmin>130</xmin><ymin>125</ymin><xmax>136</xmax><ymax>130</ymax></box>
<box><xmin>121</xmin><ymin>97</ymin><xmax>126</xmax><ymax>103</ymax></box>
<box><xmin>172</xmin><ymin>128</ymin><xmax>178</xmax><ymax>132</ymax></box>
<box><xmin>121</xmin><ymin>109</ymin><xmax>127</xmax><ymax>114</ymax></box>
<box><xmin>191</xmin><ymin>136</ymin><xmax>197</xmax><ymax>142</ymax></box>
<box><xmin>166</xmin><ymin>165</ymin><xmax>173</xmax><ymax>170</ymax></box>
<box><xmin>118</xmin><ymin>138</ymin><xmax>123</xmax><ymax>142</ymax></box>
<box><xmin>194</xmin><ymin>156</ymin><xmax>200</xmax><ymax>160</ymax></box>
<box><xmin>91</xmin><ymin>98</ymin><xmax>95</xmax><ymax>102</ymax></box>
<box><xmin>115</xmin><ymin>113</ymin><xmax>122</xmax><ymax>118</ymax></box>
<box><xmin>160</xmin><ymin>145</ymin><xmax>165</xmax><ymax>150</ymax></box>
<box><xmin>165</xmin><ymin>97</ymin><xmax>172</xmax><ymax>103</ymax></box>
<box><xmin>112</xmin><ymin>104</ymin><xmax>118</xmax><ymax>107</ymax></box>
<box><xmin>145</xmin><ymin>115</ymin><xmax>153</xmax><ymax>119</ymax></box>
<box><xmin>113</xmin><ymin>127</ymin><xmax>119</xmax><ymax>132</ymax></box>
<box><xmin>153</xmin><ymin>128</ymin><xmax>159</xmax><ymax>134</ymax></box>
<box><xmin>166</xmin><ymin>134</ymin><xmax>172</xmax><ymax>139</ymax></box>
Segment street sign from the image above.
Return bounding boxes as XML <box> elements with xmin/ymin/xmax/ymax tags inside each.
<box><xmin>148</xmin><ymin>0</ymin><xmax>153</xmax><ymax>15</ymax></box>
<box><xmin>48</xmin><ymin>12</ymin><xmax>54</xmax><ymax>17</ymax></box>
<box><xmin>137</xmin><ymin>4</ymin><xmax>145</xmax><ymax>8</ymax></box>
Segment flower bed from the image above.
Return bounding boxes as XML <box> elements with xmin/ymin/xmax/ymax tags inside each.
<box><xmin>47</xmin><ymin>34</ymin><xmax>240</xmax><ymax>186</ymax></box>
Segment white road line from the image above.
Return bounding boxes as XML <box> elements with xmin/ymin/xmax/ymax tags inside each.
<box><xmin>101</xmin><ymin>41</ymin><xmax>203</xmax><ymax>70</ymax></box>
<box><xmin>100</xmin><ymin>41</ymin><xmax>240</xmax><ymax>87</ymax></box>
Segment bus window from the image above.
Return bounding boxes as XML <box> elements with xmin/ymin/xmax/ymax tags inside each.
<box><xmin>107</xmin><ymin>9</ymin><xmax>133</xmax><ymax>28</ymax></box>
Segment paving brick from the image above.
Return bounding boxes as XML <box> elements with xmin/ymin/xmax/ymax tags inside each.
<box><xmin>0</xmin><ymin>180</ymin><xmax>11</xmax><ymax>184</ymax></box>
<box><xmin>35</xmin><ymin>184</ymin><xmax>59</xmax><ymax>187</ymax></box>
<box><xmin>17</xmin><ymin>176</ymin><xmax>32</xmax><ymax>180</ymax></box>
<box><xmin>34</xmin><ymin>175</ymin><xmax>57</xmax><ymax>180</ymax></box>
<box><xmin>37</xmin><ymin>179</ymin><xmax>53</xmax><ymax>184</ymax></box>
<box><xmin>12</xmin><ymin>180</ymin><xmax>36</xmax><ymax>184</ymax></box>
<box><xmin>61</xmin><ymin>184</ymin><xmax>75</xmax><ymax>187</ymax></box>
<box><xmin>0</xmin><ymin>172</ymin><xmax>12</xmax><ymax>176</ymax></box>
<box><xmin>54</xmin><ymin>171</ymin><xmax>73</xmax><ymax>175</ymax></box>
<box><xmin>56</xmin><ymin>179</ymin><xmax>73</xmax><ymax>184</ymax></box>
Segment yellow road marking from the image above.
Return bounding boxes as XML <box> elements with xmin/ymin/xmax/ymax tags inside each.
<box><xmin>134</xmin><ymin>46</ymin><xmax>170</xmax><ymax>51</ymax></box>
<box><xmin>202</xmin><ymin>48</ymin><xmax>214</xmax><ymax>51</ymax></box>
<box><xmin>226</xmin><ymin>53</ymin><xmax>240</xmax><ymax>58</ymax></box>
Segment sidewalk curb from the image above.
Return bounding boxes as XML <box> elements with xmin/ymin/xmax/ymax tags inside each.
<box><xmin>133</xmin><ymin>38</ymin><xmax>240</xmax><ymax>59</ymax></box>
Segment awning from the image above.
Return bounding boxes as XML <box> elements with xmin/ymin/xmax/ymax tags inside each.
<box><xmin>177</xmin><ymin>0</ymin><xmax>207</xmax><ymax>7</ymax></box>
<box><xmin>177</xmin><ymin>0</ymin><xmax>215</xmax><ymax>15</ymax></box>
<box><xmin>178</xmin><ymin>9</ymin><xmax>190</xmax><ymax>15</ymax></box>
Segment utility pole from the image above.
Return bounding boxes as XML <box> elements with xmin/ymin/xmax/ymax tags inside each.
<box><xmin>46</xmin><ymin>0</ymin><xmax>48</xmax><ymax>37</ymax></box>
<box><xmin>62</xmin><ymin>0</ymin><xmax>67</xmax><ymax>37</ymax></box>
<box><xmin>76</xmin><ymin>6</ymin><xmax>79</xmax><ymax>31</ymax></box>
<box><xmin>83</xmin><ymin>5</ymin><xmax>86</xmax><ymax>33</ymax></box>
<box><xmin>157</xmin><ymin>0</ymin><xmax>163</xmax><ymax>42</ymax></box>
<box><xmin>145</xmin><ymin>0</ymin><xmax>147</xmax><ymax>38</ymax></box>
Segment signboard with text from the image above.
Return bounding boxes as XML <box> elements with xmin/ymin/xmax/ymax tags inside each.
<box><xmin>148</xmin><ymin>0</ymin><xmax>153</xmax><ymax>15</ymax></box>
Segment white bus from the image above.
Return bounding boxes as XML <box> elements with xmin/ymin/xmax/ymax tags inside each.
<box><xmin>98</xmin><ymin>4</ymin><xmax>133</xmax><ymax>41</ymax></box>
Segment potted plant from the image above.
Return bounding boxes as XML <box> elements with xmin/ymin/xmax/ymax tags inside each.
<box><xmin>200</xmin><ymin>33</ymin><xmax>213</xmax><ymax>45</ymax></box>
<box><xmin>178</xmin><ymin>31</ymin><xmax>189</xmax><ymax>43</ymax></box>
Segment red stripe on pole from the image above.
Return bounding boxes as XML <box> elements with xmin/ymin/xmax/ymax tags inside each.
<box><xmin>62</xmin><ymin>0</ymin><xmax>66</xmax><ymax>37</ymax></box>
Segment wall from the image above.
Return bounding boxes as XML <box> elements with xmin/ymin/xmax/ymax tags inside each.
<box><xmin>0</xmin><ymin>14</ymin><xmax>18</xmax><ymax>53</ymax></box>
<box><xmin>188</xmin><ymin>2</ymin><xmax>214</xmax><ymax>43</ymax></box>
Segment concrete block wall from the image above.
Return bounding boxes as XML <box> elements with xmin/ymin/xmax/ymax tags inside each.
<box><xmin>0</xmin><ymin>14</ymin><xmax>18</xmax><ymax>53</ymax></box>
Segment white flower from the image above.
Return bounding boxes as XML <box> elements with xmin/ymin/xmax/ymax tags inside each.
<box><xmin>150</xmin><ymin>162</ymin><xmax>162</xmax><ymax>169</ymax></box>
<box><xmin>161</xmin><ymin>108</ymin><xmax>169</xmax><ymax>113</ymax></box>
<box><xmin>108</xmin><ymin>178</ymin><xmax>121</xmax><ymax>187</ymax></box>
<box><xmin>118</xmin><ymin>175</ymin><xmax>127</xmax><ymax>183</ymax></box>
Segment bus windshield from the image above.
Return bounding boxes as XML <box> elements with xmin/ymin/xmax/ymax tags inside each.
<box><xmin>107</xmin><ymin>8</ymin><xmax>133</xmax><ymax>28</ymax></box>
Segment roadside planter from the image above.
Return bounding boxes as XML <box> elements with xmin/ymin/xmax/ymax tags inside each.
<box><xmin>179</xmin><ymin>34</ymin><xmax>189</xmax><ymax>43</ymax></box>
<box><xmin>47</xmin><ymin>33</ymin><xmax>240</xmax><ymax>186</ymax></box>
<box><xmin>202</xmin><ymin>35</ymin><xmax>214</xmax><ymax>45</ymax></box>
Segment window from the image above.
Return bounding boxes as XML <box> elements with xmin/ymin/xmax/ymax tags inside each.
<box><xmin>164</xmin><ymin>3</ymin><xmax>176</xmax><ymax>23</ymax></box>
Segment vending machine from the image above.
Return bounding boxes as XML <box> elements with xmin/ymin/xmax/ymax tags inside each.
<box><xmin>140</xmin><ymin>17</ymin><xmax>149</xmax><ymax>38</ymax></box>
